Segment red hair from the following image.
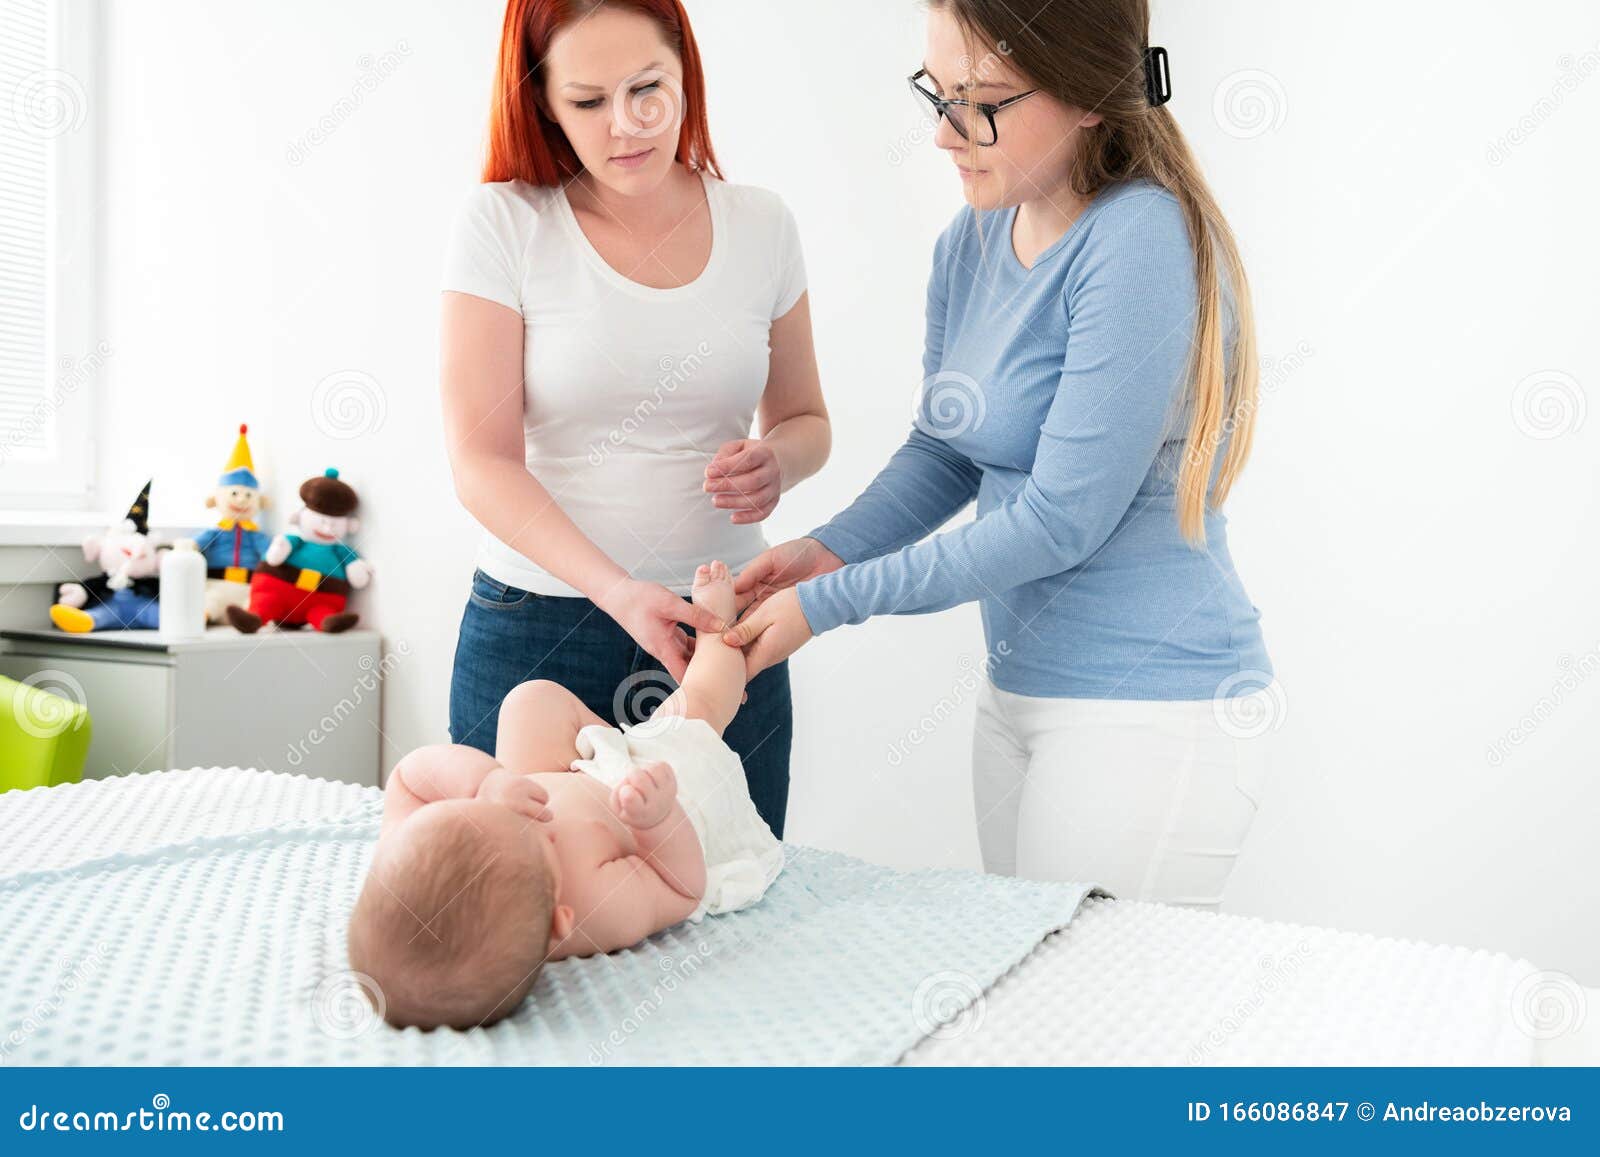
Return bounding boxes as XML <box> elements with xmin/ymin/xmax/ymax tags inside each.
<box><xmin>482</xmin><ymin>0</ymin><xmax>722</xmax><ymax>186</ymax></box>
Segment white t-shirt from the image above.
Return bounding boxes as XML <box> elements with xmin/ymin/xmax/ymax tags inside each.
<box><xmin>441</xmin><ymin>172</ymin><xmax>808</xmax><ymax>597</ymax></box>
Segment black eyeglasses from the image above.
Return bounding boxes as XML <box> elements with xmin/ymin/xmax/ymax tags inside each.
<box><xmin>908</xmin><ymin>67</ymin><xmax>1037</xmax><ymax>146</ymax></box>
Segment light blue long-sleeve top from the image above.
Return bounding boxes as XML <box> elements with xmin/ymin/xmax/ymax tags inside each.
<box><xmin>795</xmin><ymin>178</ymin><xmax>1271</xmax><ymax>699</ymax></box>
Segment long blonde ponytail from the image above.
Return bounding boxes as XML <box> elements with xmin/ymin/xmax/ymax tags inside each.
<box><xmin>935</xmin><ymin>0</ymin><xmax>1259</xmax><ymax>545</ymax></box>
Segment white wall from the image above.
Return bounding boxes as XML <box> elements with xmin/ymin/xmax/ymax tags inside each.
<box><xmin>95</xmin><ymin>0</ymin><xmax>1600</xmax><ymax>980</ymax></box>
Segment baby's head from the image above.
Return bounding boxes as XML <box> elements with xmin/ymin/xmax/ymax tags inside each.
<box><xmin>347</xmin><ymin>799</ymin><xmax>558</xmax><ymax>1029</ymax></box>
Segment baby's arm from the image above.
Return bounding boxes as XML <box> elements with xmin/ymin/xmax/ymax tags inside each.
<box><xmin>548</xmin><ymin>771</ymin><xmax>704</xmax><ymax>958</ymax></box>
<box><xmin>558</xmin><ymin>855</ymin><xmax>702</xmax><ymax>958</ymax></box>
<box><xmin>655</xmin><ymin>561</ymin><xmax>745</xmax><ymax>736</ymax></box>
<box><xmin>380</xmin><ymin>744</ymin><xmax>503</xmax><ymax>835</ymax></box>
<box><xmin>610</xmin><ymin>761</ymin><xmax>707</xmax><ymax>902</ymax></box>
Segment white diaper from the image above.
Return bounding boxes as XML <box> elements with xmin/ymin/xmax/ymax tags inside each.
<box><xmin>570</xmin><ymin>716</ymin><xmax>785</xmax><ymax>922</ymax></box>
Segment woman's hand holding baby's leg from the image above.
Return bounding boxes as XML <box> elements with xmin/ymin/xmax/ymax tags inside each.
<box><xmin>610</xmin><ymin>760</ymin><xmax>678</xmax><ymax>830</ymax></box>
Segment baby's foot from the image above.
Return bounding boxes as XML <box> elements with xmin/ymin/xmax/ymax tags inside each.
<box><xmin>692</xmin><ymin>560</ymin><xmax>736</xmax><ymax>625</ymax></box>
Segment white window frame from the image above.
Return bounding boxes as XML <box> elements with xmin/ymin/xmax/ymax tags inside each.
<box><xmin>0</xmin><ymin>0</ymin><xmax>100</xmax><ymax>511</ymax></box>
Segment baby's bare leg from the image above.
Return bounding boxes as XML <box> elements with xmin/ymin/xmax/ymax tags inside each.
<box><xmin>655</xmin><ymin>562</ymin><xmax>746</xmax><ymax>736</ymax></box>
<box><xmin>495</xmin><ymin>679</ymin><xmax>607</xmax><ymax>774</ymax></box>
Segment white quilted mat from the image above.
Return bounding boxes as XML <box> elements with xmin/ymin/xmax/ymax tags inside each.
<box><xmin>4</xmin><ymin>769</ymin><xmax>1586</xmax><ymax>1066</ymax></box>
<box><xmin>0</xmin><ymin>769</ymin><xmax>1096</xmax><ymax>1066</ymax></box>
<box><xmin>906</xmin><ymin>897</ymin><xmax>1594</xmax><ymax>1065</ymax></box>
<box><xmin>0</xmin><ymin>767</ymin><xmax>379</xmax><ymax>870</ymax></box>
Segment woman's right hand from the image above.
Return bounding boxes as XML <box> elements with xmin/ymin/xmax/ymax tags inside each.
<box><xmin>733</xmin><ymin>537</ymin><xmax>843</xmax><ymax>615</ymax></box>
<box><xmin>597</xmin><ymin>578</ymin><xmax>727</xmax><ymax>686</ymax></box>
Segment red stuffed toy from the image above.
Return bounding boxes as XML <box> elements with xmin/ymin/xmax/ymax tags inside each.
<box><xmin>227</xmin><ymin>468</ymin><xmax>373</xmax><ymax>633</ymax></box>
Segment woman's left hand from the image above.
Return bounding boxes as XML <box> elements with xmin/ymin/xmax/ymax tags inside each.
<box><xmin>722</xmin><ymin>587</ymin><xmax>813</xmax><ymax>680</ymax></box>
<box><xmin>704</xmin><ymin>438</ymin><xmax>782</xmax><ymax>524</ymax></box>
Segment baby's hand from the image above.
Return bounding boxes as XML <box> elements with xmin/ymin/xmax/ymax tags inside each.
<box><xmin>610</xmin><ymin>760</ymin><xmax>677</xmax><ymax>830</ymax></box>
<box><xmin>477</xmin><ymin>766</ymin><xmax>553</xmax><ymax>822</ymax></box>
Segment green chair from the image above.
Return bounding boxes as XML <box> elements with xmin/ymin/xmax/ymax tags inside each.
<box><xmin>0</xmin><ymin>674</ymin><xmax>92</xmax><ymax>793</ymax></box>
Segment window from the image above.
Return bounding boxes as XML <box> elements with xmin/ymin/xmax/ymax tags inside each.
<box><xmin>0</xmin><ymin>0</ymin><xmax>97</xmax><ymax>508</ymax></box>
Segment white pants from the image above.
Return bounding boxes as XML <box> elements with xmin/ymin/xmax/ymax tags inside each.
<box><xmin>971</xmin><ymin>679</ymin><xmax>1278</xmax><ymax>911</ymax></box>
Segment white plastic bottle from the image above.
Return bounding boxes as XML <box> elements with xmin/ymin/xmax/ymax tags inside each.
<box><xmin>159</xmin><ymin>538</ymin><xmax>207</xmax><ymax>639</ymax></box>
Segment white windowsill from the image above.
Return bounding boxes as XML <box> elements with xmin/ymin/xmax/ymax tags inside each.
<box><xmin>0</xmin><ymin>510</ymin><xmax>117</xmax><ymax>548</ymax></box>
<box><xmin>0</xmin><ymin>512</ymin><xmax>211</xmax><ymax>548</ymax></box>
<box><xmin>0</xmin><ymin>514</ymin><xmax>213</xmax><ymax>589</ymax></box>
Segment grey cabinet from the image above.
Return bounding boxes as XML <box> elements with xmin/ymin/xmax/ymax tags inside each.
<box><xmin>0</xmin><ymin>627</ymin><xmax>382</xmax><ymax>786</ymax></box>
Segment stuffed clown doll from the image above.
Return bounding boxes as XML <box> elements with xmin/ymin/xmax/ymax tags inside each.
<box><xmin>226</xmin><ymin>468</ymin><xmax>373</xmax><ymax>634</ymax></box>
<box><xmin>50</xmin><ymin>481</ymin><xmax>167</xmax><ymax>632</ymax></box>
<box><xmin>192</xmin><ymin>424</ymin><xmax>271</xmax><ymax>623</ymax></box>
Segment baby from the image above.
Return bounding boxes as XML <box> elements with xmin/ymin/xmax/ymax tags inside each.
<box><xmin>346</xmin><ymin>561</ymin><xmax>783</xmax><ymax>1029</ymax></box>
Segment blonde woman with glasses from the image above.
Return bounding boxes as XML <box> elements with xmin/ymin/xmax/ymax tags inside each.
<box><xmin>728</xmin><ymin>0</ymin><xmax>1277</xmax><ymax>910</ymax></box>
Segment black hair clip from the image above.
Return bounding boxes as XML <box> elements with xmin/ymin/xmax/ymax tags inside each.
<box><xmin>1143</xmin><ymin>44</ymin><xmax>1172</xmax><ymax>107</ymax></box>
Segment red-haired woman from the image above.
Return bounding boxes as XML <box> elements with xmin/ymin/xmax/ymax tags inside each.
<box><xmin>441</xmin><ymin>0</ymin><xmax>828</xmax><ymax>837</ymax></box>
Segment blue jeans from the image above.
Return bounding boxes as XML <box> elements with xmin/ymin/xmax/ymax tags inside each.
<box><xmin>448</xmin><ymin>569</ymin><xmax>793</xmax><ymax>839</ymax></box>
<box><xmin>89</xmin><ymin>589</ymin><xmax>160</xmax><ymax>630</ymax></box>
